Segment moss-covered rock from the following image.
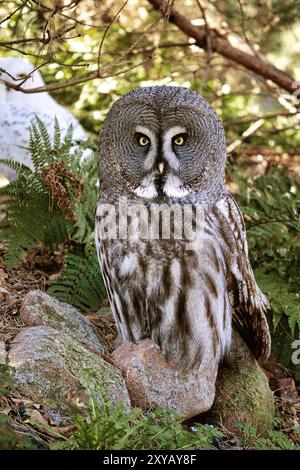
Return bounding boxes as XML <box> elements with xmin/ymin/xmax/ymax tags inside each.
<box><xmin>20</xmin><ymin>290</ymin><xmax>103</xmax><ymax>354</ymax></box>
<box><xmin>202</xmin><ymin>331</ymin><xmax>275</xmax><ymax>433</ymax></box>
<box><xmin>8</xmin><ymin>291</ymin><xmax>274</xmax><ymax>431</ymax></box>
<box><xmin>8</xmin><ymin>326</ymin><xmax>130</xmax><ymax>410</ymax></box>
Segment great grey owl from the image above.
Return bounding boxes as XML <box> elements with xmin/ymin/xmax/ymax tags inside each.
<box><xmin>0</xmin><ymin>58</ymin><xmax>86</xmax><ymax>180</ymax></box>
<box><xmin>95</xmin><ymin>86</ymin><xmax>271</xmax><ymax>372</ymax></box>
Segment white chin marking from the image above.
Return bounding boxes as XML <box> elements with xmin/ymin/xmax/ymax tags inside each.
<box><xmin>133</xmin><ymin>174</ymin><xmax>158</xmax><ymax>199</ymax></box>
<box><xmin>163</xmin><ymin>174</ymin><xmax>190</xmax><ymax>198</ymax></box>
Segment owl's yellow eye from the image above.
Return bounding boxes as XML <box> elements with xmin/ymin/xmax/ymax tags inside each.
<box><xmin>136</xmin><ymin>133</ymin><xmax>150</xmax><ymax>147</ymax></box>
<box><xmin>173</xmin><ymin>134</ymin><xmax>187</xmax><ymax>146</ymax></box>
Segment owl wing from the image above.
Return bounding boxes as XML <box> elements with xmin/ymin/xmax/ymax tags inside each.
<box><xmin>214</xmin><ymin>193</ymin><xmax>271</xmax><ymax>361</ymax></box>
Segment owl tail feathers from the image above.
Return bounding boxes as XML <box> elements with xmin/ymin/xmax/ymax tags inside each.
<box><xmin>232</xmin><ymin>287</ymin><xmax>271</xmax><ymax>362</ymax></box>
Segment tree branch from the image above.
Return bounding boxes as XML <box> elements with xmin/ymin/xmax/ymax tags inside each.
<box><xmin>147</xmin><ymin>0</ymin><xmax>296</xmax><ymax>94</ymax></box>
<box><xmin>224</xmin><ymin>110</ymin><xmax>300</xmax><ymax>127</ymax></box>
<box><xmin>233</xmin><ymin>146</ymin><xmax>300</xmax><ymax>157</ymax></box>
<box><xmin>0</xmin><ymin>59</ymin><xmax>149</xmax><ymax>94</ymax></box>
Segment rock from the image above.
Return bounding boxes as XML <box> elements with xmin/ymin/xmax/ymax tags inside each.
<box><xmin>8</xmin><ymin>291</ymin><xmax>274</xmax><ymax>431</ymax></box>
<box><xmin>8</xmin><ymin>326</ymin><xmax>130</xmax><ymax>410</ymax></box>
<box><xmin>202</xmin><ymin>331</ymin><xmax>275</xmax><ymax>433</ymax></box>
<box><xmin>112</xmin><ymin>339</ymin><xmax>217</xmax><ymax>419</ymax></box>
<box><xmin>0</xmin><ymin>340</ymin><xmax>7</xmax><ymax>365</ymax></box>
<box><xmin>203</xmin><ymin>363</ymin><xmax>274</xmax><ymax>433</ymax></box>
<box><xmin>20</xmin><ymin>290</ymin><xmax>103</xmax><ymax>354</ymax></box>
<box><xmin>112</xmin><ymin>332</ymin><xmax>274</xmax><ymax>431</ymax></box>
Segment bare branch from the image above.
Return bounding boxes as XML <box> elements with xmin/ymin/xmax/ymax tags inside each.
<box><xmin>0</xmin><ymin>58</ymin><xmax>149</xmax><ymax>94</ymax></box>
<box><xmin>224</xmin><ymin>110</ymin><xmax>300</xmax><ymax>127</ymax></box>
<box><xmin>147</xmin><ymin>0</ymin><xmax>296</xmax><ymax>93</ymax></box>
<box><xmin>0</xmin><ymin>0</ymin><xmax>28</xmax><ymax>25</ymax></box>
<box><xmin>97</xmin><ymin>0</ymin><xmax>130</xmax><ymax>76</ymax></box>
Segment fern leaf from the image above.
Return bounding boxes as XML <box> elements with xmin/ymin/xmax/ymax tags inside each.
<box><xmin>49</xmin><ymin>245</ymin><xmax>106</xmax><ymax>311</ymax></box>
<box><xmin>53</xmin><ymin>117</ymin><xmax>61</xmax><ymax>154</ymax></box>
<box><xmin>0</xmin><ymin>159</ymin><xmax>32</xmax><ymax>179</ymax></box>
<box><xmin>254</xmin><ymin>267</ymin><xmax>300</xmax><ymax>335</ymax></box>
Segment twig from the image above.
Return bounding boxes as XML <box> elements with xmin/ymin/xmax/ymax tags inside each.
<box><xmin>97</xmin><ymin>1</ymin><xmax>129</xmax><ymax>77</ymax></box>
<box><xmin>227</xmin><ymin>118</ymin><xmax>265</xmax><ymax>153</ymax></box>
<box><xmin>0</xmin><ymin>0</ymin><xmax>28</xmax><ymax>25</ymax></box>
<box><xmin>224</xmin><ymin>110</ymin><xmax>300</xmax><ymax>127</ymax></box>
<box><xmin>0</xmin><ymin>59</ymin><xmax>148</xmax><ymax>94</ymax></box>
<box><xmin>147</xmin><ymin>0</ymin><xmax>296</xmax><ymax>93</ymax></box>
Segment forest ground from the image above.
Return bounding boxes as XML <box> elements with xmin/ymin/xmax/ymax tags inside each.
<box><xmin>0</xmin><ymin>232</ymin><xmax>299</xmax><ymax>449</ymax></box>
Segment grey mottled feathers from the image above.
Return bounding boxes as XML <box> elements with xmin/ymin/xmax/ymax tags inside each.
<box><xmin>215</xmin><ymin>193</ymin><xmax>271</xmax><ymax>361</ymax></box>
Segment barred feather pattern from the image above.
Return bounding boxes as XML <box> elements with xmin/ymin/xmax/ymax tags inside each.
<box><xmin>95</xmin><ymin>195</ymin><xmax>266</xmax><ymax>373</ymax></box>
<box><xmin>95</xmin><ymin>192</ymin><xmax>271</xmax><ymax>371</ymax></box>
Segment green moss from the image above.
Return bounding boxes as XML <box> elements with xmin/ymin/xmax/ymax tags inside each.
<box><xmin>204</xmin><ymin>362</ymin><xmax>274</xmax><ymax>434</ymax></box>
<box><xmin>9</xmin><ymin>327</ymin><xmax>130</xmax><ymax>411</ymax></box>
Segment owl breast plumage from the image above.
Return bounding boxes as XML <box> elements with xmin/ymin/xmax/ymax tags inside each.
<box><xmin>95</xmin><ymin>86</ymin><xmax>271</xmax><ymax>371</ymax></box>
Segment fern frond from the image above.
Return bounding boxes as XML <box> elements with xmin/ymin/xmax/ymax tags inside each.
<box><xmin>49</xmin><ymin>244</ymin><xmax>106</xmax><ymax>311</ymax></box>
<box><xmin>35</xmin><ymin>115</ymin><xmax>52</xmax><ymax>154</ymax></box>
<box><xmin>0</xmin><ymin>118</ymin><xmax>106</xmax><ymax>308</ymax></box>
<box><xmin>0</xmin><ymin>120</ymin><xmax>79</xmax><ymax>266</ymax></box>
<box><xmin>255</xmin><ymin>267</ymin><xmax>300</xmax><ymax>335</ymax></box>
<box><xmin>53</xmin><ymin>117</ymin><xmax>61</xmax><ymax>154</ymax></box>
<box><xmin>60</xmin><ymin>124</ymin><xmax>74</xmax><ymax>160</ymax></box>
<box><xmin>29</xmin><ymin>125</ymin><xmax>46</xmax><ymax>171</ymax></box>
<box><xmin>0</xmin><ymin>159</ymin><xmax>32</xmax><ymax>179</ymax></box>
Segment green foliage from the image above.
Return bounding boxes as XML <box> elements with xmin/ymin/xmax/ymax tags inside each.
<box><xmin>255</xmin><ymin>268</ymin><xmax>300</xmax><ymax>334</ymax></box>
<box><xmin>50</xmin><ymin>371</ymin><xmax>223</xmax><ymax>450</ymax></box>
<box><xmin>231</xmin><ymin>165</ymin><xmax>299</xmax><ymax>271</ymax></box>
<box><xmin>0</xmin><ymin>118</ymin><xmax>105</xmax><ymax>311</ymax></box>
<box><xmin>0</xmin><ymin>415</ymin><xmax>38</xmax><ymax>450</ymax></box>
<box><xmin>46</xmin><ymin>371</ymin><xmax>298</xmax><ymax>450</ymax></box>
<box><xmin>230</xmin><ymin>161</ymin><xmax>300</xmax><ymax>377</ymax></box>
<box><xmin>56</xmin><ymin>407</ymin><xmax>222</xmax><ymax>450</ymax></box>
<box><xmin>48</xmin><ymin>246</ymin><xmax>106</xmax><ymax>311</ymax></box>
<box><xmin>231</xmin><ymin>163</ymin><xmax>299</xmax><ymax>305</ymax></box>
<box><xmin>236</xmin><ymin>421</ymin><xmax>300</xmax><ymax>450</ymax></box>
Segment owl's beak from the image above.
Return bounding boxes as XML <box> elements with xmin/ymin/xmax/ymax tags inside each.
<box><xmin>158</xmin><ymin>162</ymin><xmax>165</xmax><ymax>174</ymax></box>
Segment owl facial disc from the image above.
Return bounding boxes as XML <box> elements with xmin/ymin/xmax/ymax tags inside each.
<box><xmin>132</xmin><ymin>124</ymin><xmax>190</xmax><ymax>199</ymax></box>
<box><xmin>99</xmin><ymin>86</ymin><xmax>227</xmax><ymax>204</ymax></box>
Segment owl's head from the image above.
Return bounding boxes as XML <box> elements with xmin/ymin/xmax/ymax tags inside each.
<box><xmin>99</xmin><ymin>86</ymin><xmax>227</xmax><ymax>203</ymax></box>
<box><xmin>0</xmin><ymin>57</ymin><xmax>45</xmax><ymax>102</ymax></box>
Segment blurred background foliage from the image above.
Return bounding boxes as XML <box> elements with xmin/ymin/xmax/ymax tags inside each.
<box><xmin>1</xmin><ymin>0</ymin><xmax>300</xmax><ymax>144</ymax></box>
<box><xmin>0</xmin><ymin>0</ymin><xmax>299</xmax><ymax>378</ymax></box>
